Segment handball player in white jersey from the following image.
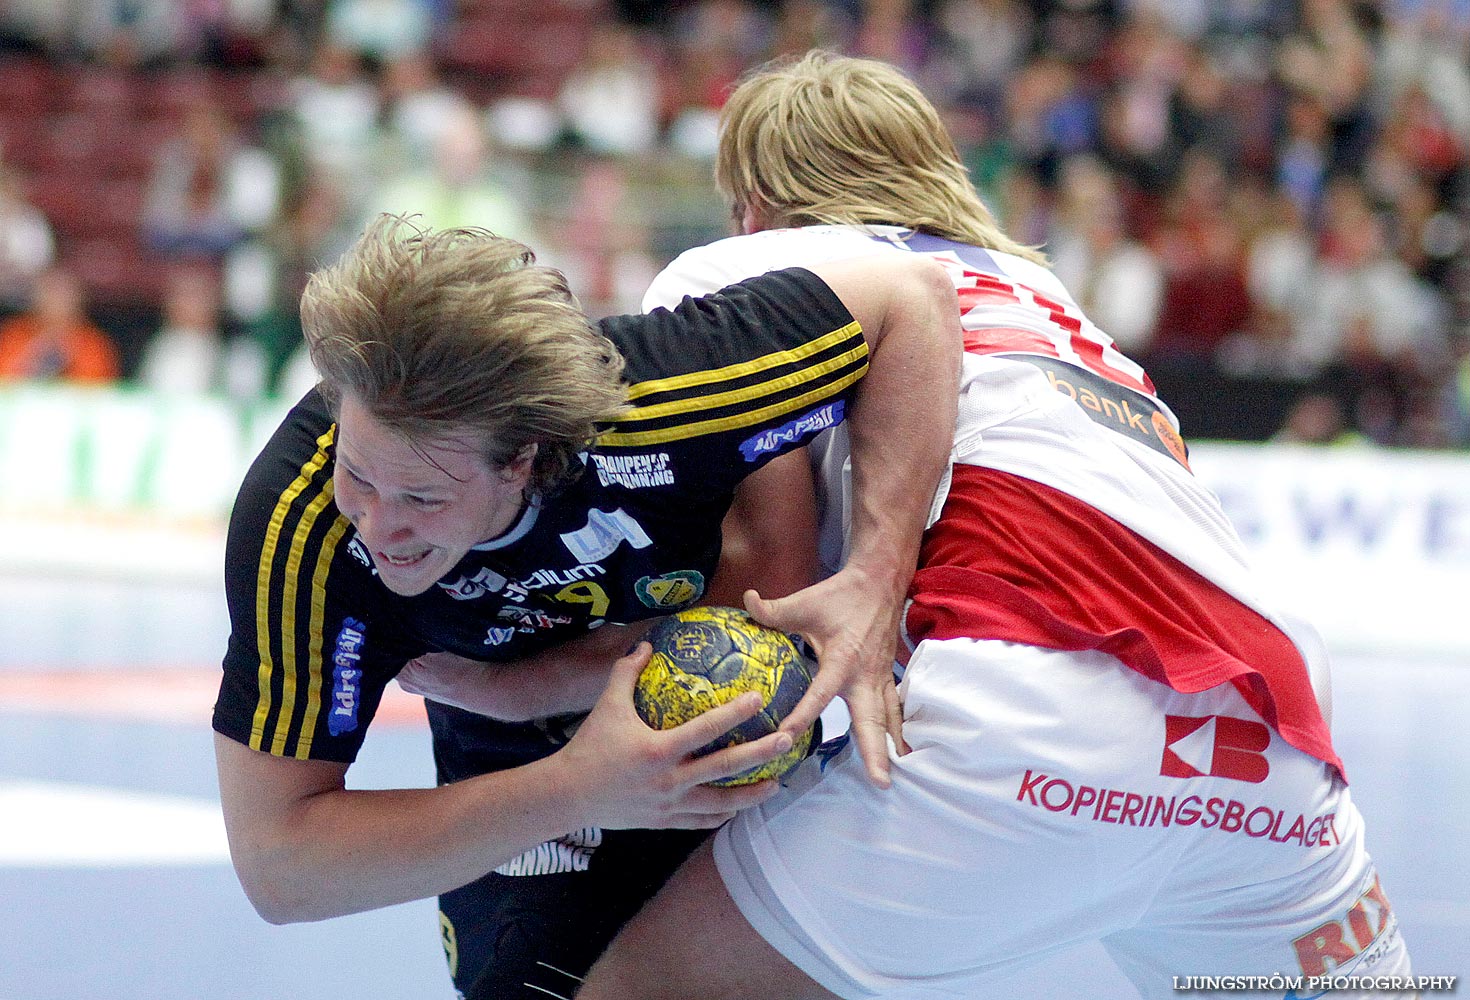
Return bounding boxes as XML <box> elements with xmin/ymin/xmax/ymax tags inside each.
<box><xmin>577</xmin><ymin>51</ymin><xmax>1413</xmax><ymax>999</ymax></box>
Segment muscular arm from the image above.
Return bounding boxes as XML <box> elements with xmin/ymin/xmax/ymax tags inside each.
<box><xmin>394</xmin><ymin>619</ymin><xmax>656</xmax><ymax>721</ymax></box>
<box><xmin>705</xmin><ymin>452</ymin><xmax>821</xmax><ymax>608</ymax></box>
<box><xmin>216</xmin><ymin>645</ymin><xmax>791</xmax><ymax>924</ymax></box>
<box><xmin>747</xmin><ymin>256</ymin><xmax>959</xmax><ymax>786</ymax></box>
<box><xmin>215</xmin><ymin>732</ymin><xmax>574</xmax><ymax>923</ymax></box>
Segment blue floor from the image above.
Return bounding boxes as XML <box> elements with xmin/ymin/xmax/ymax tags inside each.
<box><xmin>0</xmin><ymin>577</ymin><xmax>1464</xmax><ymax>999</ymax></box>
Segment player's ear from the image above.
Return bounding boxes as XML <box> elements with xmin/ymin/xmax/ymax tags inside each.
<box><xmin>738</xmin><ymin>199</ymin><xmax>774</xmax><ymax>235</ymax></box>
<box><xmin>499</xmin><ymin>443</ymin><xmax>537</xmax><ymax>484</ymax></box>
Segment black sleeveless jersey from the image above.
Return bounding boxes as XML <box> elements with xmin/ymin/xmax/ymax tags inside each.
<box><xmin>214</xmin><ymin>267</ymin><xmax>866</xmax><ymax>766</ymax></box>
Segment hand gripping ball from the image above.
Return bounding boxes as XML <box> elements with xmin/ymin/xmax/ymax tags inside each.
<box><xmin>635</xmin><ymin>606</ymin><xmax>815</xmax><ymax>786</ymax></box>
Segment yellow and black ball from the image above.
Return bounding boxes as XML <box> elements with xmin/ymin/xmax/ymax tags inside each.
<box><xmin>635</xmin><ymin>606</ymin><xmax>815</xmax><ymax>786</ymax></box>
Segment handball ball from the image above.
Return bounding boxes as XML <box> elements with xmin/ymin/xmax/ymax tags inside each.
<box><xmin>635</xmin><ymin>606</ymin><xmax>815</xmax><ymax>786</ymax></box>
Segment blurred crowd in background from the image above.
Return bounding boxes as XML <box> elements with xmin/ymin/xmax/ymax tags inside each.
<box><xmin>1</xmin><ymin>0</ymin><xmax>1470</xmax><ymax>448</ymax></box>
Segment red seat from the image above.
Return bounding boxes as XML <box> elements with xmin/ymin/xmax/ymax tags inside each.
<box><xmin>0</xmin><ymin>123</ymin><xmax>48</xmax><ymax>172</ymax></box>
<box><xmin>69</xmin><ymin>237</ymin><xmax>171</xmax><ymax>306</ymax></box>
<box><xmin>439</xmin><ymin>14</ymin><xmax>596</xmax><ymax>85</ymax></box>
<box><xmin>40</xmin><ymin>114</ymin><xmax>111</xmax><ymax>174</ymax></box>
<box><xmin>24</xmin><ymin>172</ymin><xmax>99</xmax><ymax>230</ymax></box>
<box><xmin>62</xmin><ymin>66</ymin><xmax>139</xmax><ymax>119</ymax></box>
<box><xmin>0</xmin><ymin>56</ymin><xmax>57</xmax><ymax>123</ymax></box>
<box><xmin>138</xmin><ymin>67</ymin><xmax>220</xmax><ymax>123</ymax></box>
<box><xmin>94</xmin><ymin>127</ymin><xmax>162</xmax><ymax>178</ymax></box>
<box><xmin>23</xmin><ymin>170</ymin><xmax>142</xmax><ymax>242</ymax></box>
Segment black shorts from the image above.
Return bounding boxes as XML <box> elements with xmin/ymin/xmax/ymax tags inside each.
<box><xmin>427</xmin><ymin>702</ymin><xmax>709</xmax><ymax>998</ymax></box>
<box><xmin>438</xmin><ymin>827</ymin><xmax>709</xmax><ymax>999</ymax></box>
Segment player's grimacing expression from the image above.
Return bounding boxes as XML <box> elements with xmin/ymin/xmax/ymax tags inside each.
<box><xmin>332</xmin><ymin>393</ymin><xmax>533</xmax><ymax>596</ymax></box>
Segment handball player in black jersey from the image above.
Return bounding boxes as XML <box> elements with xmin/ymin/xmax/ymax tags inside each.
<box><xmin>212</xmin><ymin>214</ymin><xmax>958</xmax><ymax>998</ymax></box>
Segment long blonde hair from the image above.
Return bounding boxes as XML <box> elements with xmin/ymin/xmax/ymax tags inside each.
<box><xmin>717</xmin><ymin>50</ymin><xmax>1046</xmax><ymax>264</ymax></box>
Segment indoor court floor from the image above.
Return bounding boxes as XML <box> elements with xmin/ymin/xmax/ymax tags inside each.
<box><xmin>0</xmin><ymin>575</ymin><xmax>1464</xmax><ymax>999</ymax></box>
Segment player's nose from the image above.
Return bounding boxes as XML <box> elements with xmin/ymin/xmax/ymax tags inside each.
<box><xmin>348</xmin><ymin>495</ymin><xmax>413</xmax><ymax>545</ymax></box>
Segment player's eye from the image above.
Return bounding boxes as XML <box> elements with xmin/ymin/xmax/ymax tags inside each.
<box><xmin>408</xmin><ymin>495</ymin><xmax>446</xmax><ymax>510</ymax></box>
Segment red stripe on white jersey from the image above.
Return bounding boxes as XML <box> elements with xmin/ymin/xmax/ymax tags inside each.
<box><xmin>906</xmin><ymin>465</ymin><xmax>1344</xmax><ymax>780</ymax></box>
<box><xmin>948</xmin><ymin>265</ymin><xmax>1155</xmax><ymax>396</ymax></box>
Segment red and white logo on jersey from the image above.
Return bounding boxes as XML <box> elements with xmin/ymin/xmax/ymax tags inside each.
<box><xmin>1160</xmin><ymin>715</ymin><xmax>1270</xmax><ymax>783</ymax></box>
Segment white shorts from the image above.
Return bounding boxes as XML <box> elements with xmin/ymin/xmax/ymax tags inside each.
<box><xmin>714</xmin><ymin>638</ymin><xmax>1412</xmax><ymax>999</ymax></box>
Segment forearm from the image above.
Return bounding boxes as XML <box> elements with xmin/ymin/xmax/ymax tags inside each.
<box><xmin>825</xmin><ymin>257</ymin><xmax>960</xmax><ymax>594</ymax></box>
<box><xmin>844</xmin><ymin>378</ymin><xmax>953</xmax><ymax>600</ymax></box>
<box><xmin>397</xmin><ymin>621</ymin><xmax>657</xmax><ymax>721</ymax></box>
<box><xmin>220</xmin><ymin>646</ymin><xmax>789</xmax><ymax>923</ymax></box>
<box><xmin>735</xmin><ymin>258</ymin><xmax>959</xmax><ymax>783</ymax></box>
<box><xmin>232</xmin><ymin>755</ymin><xmax>581</xmax><ymax>923</ymax></box>
<box><xmin>514</xmin><ymin>621</ymin><xmax>657</xmax><ymax>717</ymax></box>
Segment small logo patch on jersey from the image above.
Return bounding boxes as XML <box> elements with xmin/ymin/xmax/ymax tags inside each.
<box><xmin>1161</xmin><ymin>715</ymin><xmax>1270</xmax><ymax>783</ymax></box>
<box><xmin>738</xmin><ymin>401</ymin><xmax>844</xmax><ymax>461</ymax></box>
<box><xmin>497</xmin><ymin>606</ymin><xmax>574</xmax><ymax>630</ymax></box>
<box><xmin>634</xmin><ymin>570</ymin><xmax>705</xmax><ymax>609</ymax></box>
<box><xmin>484</xmin><ymin>627</ymin><xmax>516</xmax><ymax>646</ymax></box>
<box><xmin>560</xmin><ymin>508</ymin><xmax>653</xmax><ymax>562</ymax></box>
<box><xmin>439</xmin><ymin>566</ymin><xmax>509</xmax><ymax>601</ymax></box>
<box><xmin>1151</xmin><ymin>411</ymin><xmax>1191</xmax><ymax>469</ymax></box>
<box><xmin>328</xmin><ymin>617</ymin><xmax>366</xmax><ymax>736</ymax></box>
<box><xmin>591</xmin><ymin>451</ymin><xmax>675</xmax><ymax>488</ymax></box>
<box><xmin>346</xmin><ymin>535</ymin><xmax>372</xmax><ymax>569</ymax></box>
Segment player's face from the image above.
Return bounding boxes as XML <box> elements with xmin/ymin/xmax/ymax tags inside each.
<box><xmin>332</xmin><ymin>394</ymin><xmax>533</xmax><ymax>597</ymax></box>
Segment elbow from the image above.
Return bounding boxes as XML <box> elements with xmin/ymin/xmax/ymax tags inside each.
<box><xmin>251</xmin><ymin>898</ymin><xmax>302</xmax><ymax>927</ymax></box>
<box><xmin>235</xmin><ymin>864</ymin><xmax>317</xmax><ymax>925</ymax></box>
<box><xmin>215</xmin><ymin>733</ymin><xmax>353</xmax><ymax>924</ymax></box>
<box><xmin>228</xmin><ymin>843</ymin><xmax>330</xmax><ymax>925</ymax></box>
<box><xmin>908</xmin><ymin>256</ymin><xmax>957</xmax><ymax>312</ymax></box>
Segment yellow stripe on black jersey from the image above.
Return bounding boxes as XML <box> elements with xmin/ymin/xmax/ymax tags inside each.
<box><xmin>599</xmin><ymin>320</ymin><xmax>868</xmax><ymax>448</ymax></box>
<box><xmin>294</xmin><ymin>510</ymin><xmax>352</xmax><ymax>758</ymax></box>
<box><xmin>269</xmin><ymin>477</ymin><xmax>337</xmax><ymax>757</ymax></box>
<box><xmin>248</xmin><ymin>425</ymin><xmax>350</xmax><ymax>759</ymax></box>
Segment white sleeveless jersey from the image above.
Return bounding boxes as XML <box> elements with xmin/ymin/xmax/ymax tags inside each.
<box><xmin>645</xmin><ymin>224</ymin><xmax>1335</xmax><ymax>718</ymax></box>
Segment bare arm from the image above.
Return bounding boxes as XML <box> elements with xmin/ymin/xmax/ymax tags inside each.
<box><xmin>394</xmin><ymin>619</ymin><xmax>657</xmax><ymax>720</ymax></box>
<box><xmin>217</xmin><ymin>645</ymin><xmax>790</xmax><ymax>924</ymax></box>
<box><xmin>747</xmin><ymin>255</ymin><xmax>959</xmax><ymax>787</ymax></box>
<box><xmin>704</xmin><ymin>451</ymin><xmax>821</xmax><ymax>607</ymax></box>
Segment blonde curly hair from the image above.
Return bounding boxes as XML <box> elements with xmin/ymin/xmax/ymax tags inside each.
<box><xmin>717</xmin><ymin>50</ymin><xmax>1045</xmax><ymax>265</ymax></box>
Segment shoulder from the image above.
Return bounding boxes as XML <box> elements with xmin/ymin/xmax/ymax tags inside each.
<box><xmin>230</xmin><ymin>390</ymin><xmax>339</xmax><ymax>536</ymax></box>
<box><xmin>603</xmin><ymin>266</ymin><xmax>853</xmax><ymax>377</ymax></box>
<box><xmin>593</xmin><ymin>270</ymin><xmax>864</xmax><ymax>460</ymax></box>
<box><xmin>224</xmin><ymin>389</ymin><xmax>375</xmax><ymax>620</ymax></box>
<box><xmin>644</xmin><ymin>226</ymin><xmax>896</xmax><ymax>310</ymax></box>
<box><xmin>989</xmin><ymin>248</ymin><xmax>1071</xmax><ymax>296</ymax></box>
<box><xmin>247</xmin><ymin>389</ymin><xmax>335</xmax><ymax>470</ymax></box>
